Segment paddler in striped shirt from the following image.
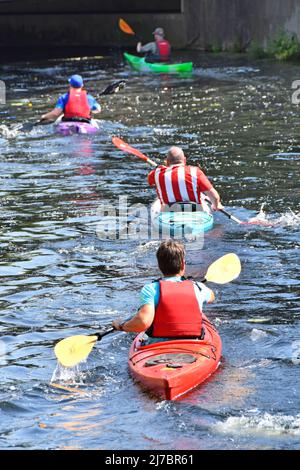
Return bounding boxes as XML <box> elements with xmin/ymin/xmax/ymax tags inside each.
<box><xmin>148</xmin><ymin>146</ymin><xmax>223</xmax><ymax>213</ymax></box>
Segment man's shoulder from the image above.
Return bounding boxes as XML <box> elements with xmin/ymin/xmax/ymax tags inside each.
<box><xmin>57</xmin><ymin>91</ymin><xmax>68</xmax><ymax>99</ymax></box>
<box><xmin>142</xmin><ymin>280</ymin><xmax>159</xmax><ymax>290</ymax></box>
<box><xmin>56</xmin><ymin>92</ymin><xmax>69</xmax><ymax>107</ymax></box>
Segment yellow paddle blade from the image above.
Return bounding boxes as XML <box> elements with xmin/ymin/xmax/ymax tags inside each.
<box><xmin>205</xmin><ymin>253</ymin><xmax>241</xmax><ymax>284</ymax></box>
<box><xmin>54</xmin><ymin>335</ymin><xmax>98</xmax><ymax>368</ymax></box>
<box><xmin>119</xmin><ymin>18</ymin><xmax>135</xmax><ymax>35</ymax></box>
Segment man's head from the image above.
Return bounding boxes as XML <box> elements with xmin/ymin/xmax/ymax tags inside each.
<box><xmin>153</xmin><ymin>27</ymin><xmax>165</xmax><ymax>39</ymax></box>
<box><xmin>156</xmin><ymin>240</ymin><xmax>186</xmax><ymax>276</ymax></box>
<box><xmin>69</xmin><ymin>74</ymin><xmax>84</xmax><ymax>88</ymax></box>
<box><xmin>166</xmin><ymin>146</ymin><xmax>186</xmax><ymax>166</ymax></box>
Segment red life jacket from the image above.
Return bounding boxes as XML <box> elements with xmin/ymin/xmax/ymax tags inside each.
<box><xmin>150</xmin><ymin>280</ymin><xmax>203</xmax><ymax>337</ymax></box>
<box><xmin>156</xmin><ymin>39</ymin><xmax>171</xmax><ymax>61</ymax></box>
<box><xmin>64</xmin><ymin>88</ymin><xmax>91</xmax><ymax>120</ymax></box>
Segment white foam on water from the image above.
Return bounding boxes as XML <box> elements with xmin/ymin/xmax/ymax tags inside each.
<box><xmin>0</xmin><ymin>124</ymin><xmax>20</xmax><ymax>139</ymax></box>
<box><xmin>274</xmin><ymin>209</ymin><xmax>300</xmax><ymax>227</ymax></box>
<box><xmin>51</xmin><ymin>362</ymin><xmax>86</xmax><ymax>384</ymax></box>
<box><xmin>249</xmin><ymin>203</ymin><xmax>300</xmax><ymax>227</ymax></box>
<box><xmin>136</xmin><ymin>240</ymin><xmax>161</xmax><ymax>253</ymax></box>
<box><xmin>213</xmin><ymin>412</ymin><xmax>300</xmax><ymax>437</ymax></box>
<box><xmin>250</xmin><ymin>328</ymin><xmax>268</xmax><ymax>341</ymax></box>
<box><xmin>193</xmin><ymin>66</ymin><xmax>260</xmax><ymax>80</ymax></box>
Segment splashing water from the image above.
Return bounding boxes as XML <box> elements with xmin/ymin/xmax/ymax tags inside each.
<box><xmin>0</xmin><ymin>124</ymin><xmax>21</xmax><ymax>139</ymax></box>
<box><xmin>275</xmin><ymin>208</ymin><xmax>300</xmax><ymax>227</ymax></box>
<box><xmin>51</xmin><ymin>361</ymin><xmax>86</xmax><ymax>385</ymax></box>
<box><xmin>213</xmin><ymin>412</ymin><xmax>300</xmax><ymax>437</ymax></box>
<box><xmin>247</xmin><ymin>204</ymin><xmax>300</xmax><ymax>227</ymax></box>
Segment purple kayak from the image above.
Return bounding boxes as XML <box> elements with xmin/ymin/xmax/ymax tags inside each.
<box><xmin>55</xmin><ymin>120</ymin><xmax>99</xmax><ymax>136</ymax></box>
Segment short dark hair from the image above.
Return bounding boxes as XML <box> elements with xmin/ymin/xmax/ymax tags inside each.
<box><xmin>156</xmin><ymin>240</ymin><xmax>186</xmax><ymax>276</ymax></box>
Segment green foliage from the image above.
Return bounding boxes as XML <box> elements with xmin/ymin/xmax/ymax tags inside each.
<box><xmin>206</xmin><ymin>43</ymin><xmax>222</xmax><ymax>53</ymax></box>
<box><xmin>267</xmin><ymin>31</ymin><xmax>300</xmax><ymax>60</ymax></box>
<box><xmin>206</xmin><ymin>31</ymin><xmax>300</xmax><ymax>61</ymax></box>
<box><xmin>211</xmin><ymin>44</ymin><xmax>222</xmax><ymax>53</ymax></box>
<box><xmin>248</xmin><ymin>40</ymin><xmax>268</xmax><ymax>59</ymax></box>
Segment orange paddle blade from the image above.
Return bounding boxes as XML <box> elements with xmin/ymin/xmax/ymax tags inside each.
<box><xmin>112</xmin><ymin>137</ymin><xmax>158</xmax><ymax>167</ymax></box>
<box><xmin>119</xmin><ymin>18</ymin><xmax>135</xmax><ymax>35</ymax></box>
<box><xmin>112</xmin><ymin>136</ymin><xmax>148</xmax><ymax>162</ymax></box>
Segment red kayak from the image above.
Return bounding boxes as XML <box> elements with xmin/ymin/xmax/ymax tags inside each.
<box><xmin>128</xmin><ymin>315</ymin><xmax>221</xmax><ymax>400</ymax></box>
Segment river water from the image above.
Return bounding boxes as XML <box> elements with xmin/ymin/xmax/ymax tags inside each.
<box><xmin>0</xmin><ymin>51</ymin><xmax>299</xmax><ymax>450</ymax></box>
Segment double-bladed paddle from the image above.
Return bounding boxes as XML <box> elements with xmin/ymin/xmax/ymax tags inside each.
<box><xmin>18</xmin><ymin>80</ymin><xmax>126</xmax><ymax>133</ymax></box>
<box><xmin>54</xmin><ymin>253</ymin><xmax>241</xmax><ymax>368</ymax></box>
<box><xmin>112</xmin><ymin>136</ymin><xmax>275</xmax><ymax>227</ymax></box>
<box><xmin>118</xmin><ymin>18</ymin><xmax>142</xmax><ymax>41</ymax></box>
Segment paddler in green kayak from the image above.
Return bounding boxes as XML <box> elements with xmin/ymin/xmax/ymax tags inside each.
<box><xmin>137</xmin><ymin>27</ymin><xmax>171</xmax><ymax>62</ymax></box>
<box><xmin>149</xmin><ymin>146</ymin><xmax>224</xmax><ymax>215</ymax></box>
<box><xmin>40</xmin><ymin>74</ymin><xmax>101</xmax><ymax>124</ymax></box>
<box><xmin>112</xmin><ymin>240</ymin><xmax>215</xmax><ymax>342</ymax></box>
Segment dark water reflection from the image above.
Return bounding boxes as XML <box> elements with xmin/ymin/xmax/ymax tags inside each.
<box><xmin>0</xmin><ymin>51</ymin><xmax>299</xmax><ymax>450</ymax></box>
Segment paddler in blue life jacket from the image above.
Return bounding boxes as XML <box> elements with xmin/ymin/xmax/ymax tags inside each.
<box><xmin>40</xmin><ymin>74</ymin><xmax>101</xmax><ymax>124</ymax></box>
<box><xmin>112</xmin><ymin>240</ymin><xmax>215</xmax><ymax>343</ymax></box>
<box><xmin>137</xmin><ymin>27</ymin><xmax>171</xmax><ymax>63</ymax></box>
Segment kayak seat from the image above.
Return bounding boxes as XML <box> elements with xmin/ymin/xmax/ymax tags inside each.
<box><xmin>144</xmin><ymin>353</ymin><xmax>197</xmax><ymax>368</ymax></box>
<box><xmin>163</xmin><ymin>202</ymin><xmax>202</xmax><ymax>213</ymax></box>
<box><xmin>62</xmin><ymin>116</ymin><xmax>91</xmax><ymax>124</ymax></box>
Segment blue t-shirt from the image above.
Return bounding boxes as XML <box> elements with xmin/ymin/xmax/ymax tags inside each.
<box><xmin>55</xmin><ymin>92</ymin><xmax>100</xmax><ymax>111</ymax></box>
<box><xmin>140</xmin><ymin>277</ymin><xmax>211</xmax><ymax>311</ymax></box>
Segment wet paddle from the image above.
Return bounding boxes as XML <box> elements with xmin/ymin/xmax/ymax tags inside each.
<box><xmin>54</xmin><ymin>253</ymin><xmax>241</xmax><ymax>368</ymax></box>
<box><xmin>118</xmin><ymin>18</ymin><xmax>142</xmax><ymax>41</ymax></box>
<box><xmin>18</xmin><ymin>80</ymin><xmax>126</xmax><ymax>133</ymax></box>
<box><xmin>203</xmin><ymin>253</ymin><xmax>241</xmax><ymax>284</ymax></box>
<box><xmin>203</xmin><ymin>198</ymin><xmax>275</xmax><ymax>227</ymax></box>
<box><xmin>96</xmin><ymin>79</ymin><xmax>126</xmax><ymax>97</ymax></box>
<box><xmin>112</xmin><ymin>137</ymin><xmax>275</xmax><ymax>227</ymax></box>
<box><xmin>54</xmin><ymin>327</ymin><xmax>115</xmax><ymax>368</ymax></box>
<box><xmin>112</xmin><ymin>136</ymin><xmax>157</xmax><ymax>167</ymax></box>
<box><xmin>19</xmin><ymin>119</ymin><xmax>45</xmax><ymax>132</ymax></box>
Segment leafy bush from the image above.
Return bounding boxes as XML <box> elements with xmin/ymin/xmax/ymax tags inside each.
<box><xmin>267</xmin><ymin>31</ymin><xmax>300</xmax><ymax>60</ymax></box>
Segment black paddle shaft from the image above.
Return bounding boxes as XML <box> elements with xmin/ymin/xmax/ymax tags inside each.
<box><xmin>204</xmin><ymin>198</ymin><xmax>242</xmax><ymax>224</ymax></box>
<box><xmin>95</xmin><ymin>327</ymin><xmax>115</xmax><ymax>341</ymax></box>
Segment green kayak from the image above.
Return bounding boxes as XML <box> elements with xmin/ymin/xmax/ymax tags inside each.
<box><xmin>124</xmin><ymin>52</ymin><xmax>193</xmax><ymax>74</ymax></box>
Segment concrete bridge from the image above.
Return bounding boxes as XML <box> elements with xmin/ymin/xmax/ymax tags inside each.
<box><xmin>0</xmin><ymin>0</ymin><xmax>300</xmax><ymax>51</ymax></box>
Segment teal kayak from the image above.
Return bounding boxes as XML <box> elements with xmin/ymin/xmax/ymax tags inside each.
<box><xmin>124</xmin><ymin>52</ymin><xmax>193</xmax><ymax>74</ymax></box>
<box><xmin>151</xmin><ymin>200</ymin><xmax>214</xmax><ymax>237</ymax></box>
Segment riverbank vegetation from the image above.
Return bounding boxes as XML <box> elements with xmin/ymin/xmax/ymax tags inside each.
<box><xmin>208</xmin><ymin>31</ymin><xmax>300</xmax><ymax>61</ymax></box>
<box><xmin>249</xmin><ymin>31</ymin><xmax>300</xmax><ymax>60</ymax></box>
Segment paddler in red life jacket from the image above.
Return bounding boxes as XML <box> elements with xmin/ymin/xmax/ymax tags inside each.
<box><xmin>148</xmin><ymin>146</ymin><xmax>224</xmax><ymax>213</ymax></box>
<box><xmin>40</xmin><ymin>74</ymin><xmax>101</xmax><ymax>124</ymax></box>
<box><xmin>112</xmin><ymin>240</ymin><xmax>215</xmax><ymax>342</ymax></box>
<box><xmin>137</xmin><ymin>27</ymin><xmax>171</xmax><ymax>63</ymax></box>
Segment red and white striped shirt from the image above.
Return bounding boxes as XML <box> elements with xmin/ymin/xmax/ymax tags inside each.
<box><xmin>148</xmin><ymin>164</ymin><xmax>213</xmax><ymax>205</ymax></box>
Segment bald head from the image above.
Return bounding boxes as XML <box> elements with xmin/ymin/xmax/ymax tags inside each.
<box><xmin>167</xmin><ymin>146</ymin><xmax>186</xmax><ymax>166</ymax></box>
